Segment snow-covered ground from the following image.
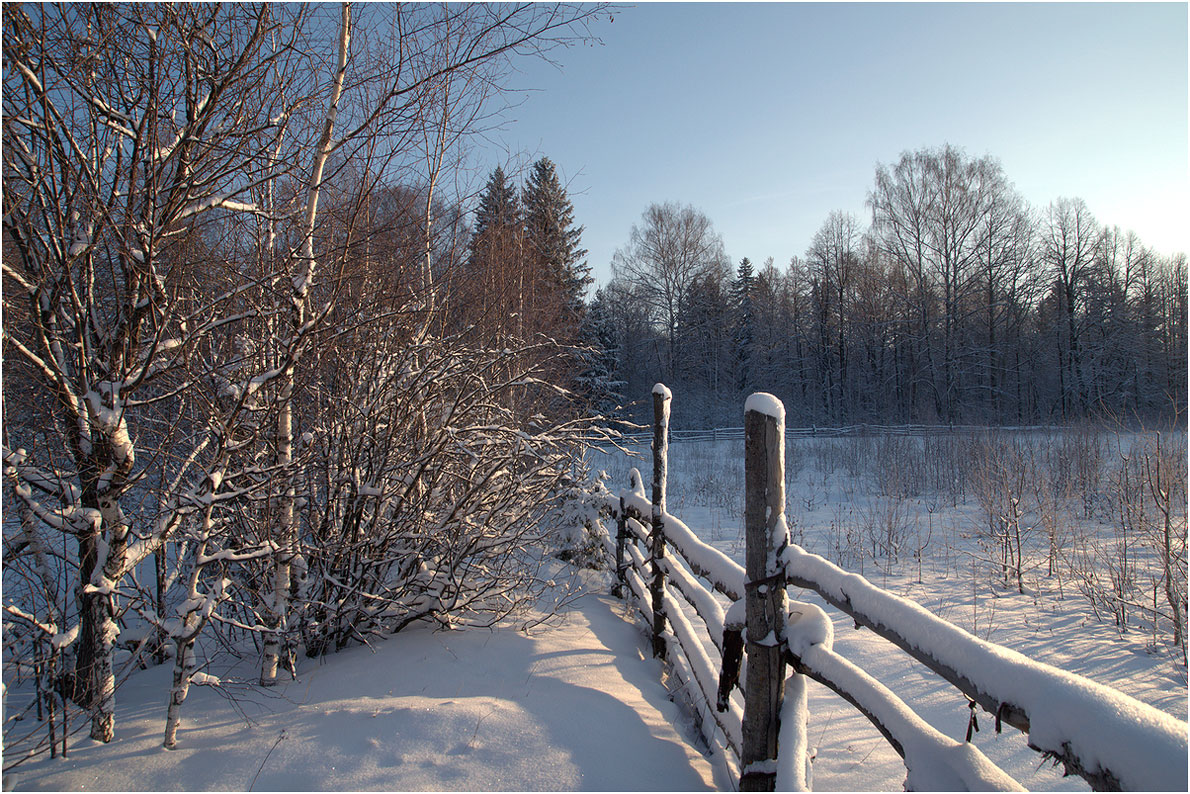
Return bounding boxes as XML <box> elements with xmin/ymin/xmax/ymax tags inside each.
<box><xmin>4</xmin><ymin>578</ymin><xmax>716</xmax><ymax>792</ymax></box>
<box><xmin>5</xmin><ymin>432</ymin><xmax>1185</xmax><ymax>791</ymax></box>
<box><xmin>592</xmin><ymin>434</ymin><xmax>1188</xmax><ymax>790</ymax></box>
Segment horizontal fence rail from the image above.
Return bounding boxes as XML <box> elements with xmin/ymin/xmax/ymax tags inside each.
<box><xmin>781</xmin><ymin>543</ymin><xmax>1188</xmax><ymax>792</ymax></box>
<box><xmin>603</xmin><ymin>385</ymin><xmax>1188</xmax><ymax>792</ymax></box>
<box><xmin>609</xmin><ymin>423</ymin><xmax>1066</xmax><ymax>446</ymax></box>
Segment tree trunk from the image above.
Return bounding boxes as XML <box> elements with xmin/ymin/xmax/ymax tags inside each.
<box><xmin>163</xmin><ymin>632</ymin><xmax>197</xmax><ymax>749</ymax></box>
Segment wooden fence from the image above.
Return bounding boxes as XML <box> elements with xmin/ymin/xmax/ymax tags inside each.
<box><xmin>611</xmin><ymin>423</ymin><xmax>1064</xmax><ymax>447</ymax></box>
<box><xmin>605</xmin><ymin>384</ymin><xmax>1188</xmax><ymax>792</ymax></box>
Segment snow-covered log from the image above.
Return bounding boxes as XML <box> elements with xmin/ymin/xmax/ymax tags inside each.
<box><xmin>782</xmin><ymin>543</ymin><xmax>1188</xmax><ymax>791</ymax></box>
<box><xmin>610</xmin><ymin>499</ymin><xmax>745</xmax><ymax>601</ymax></box>
<box><xmin>659</xmin><ymin>511</ymin><xmax>745</xmax><ymax>601</ymax></box>
<box><xmin>662</xmin><ymin>588</ymin><xmax>744</xmax><ymax>756</ymax></box>
<box><xmin>784</xmin><ymin>602</ymin><xmax>1022</xmax><ymax>792</ymax></box>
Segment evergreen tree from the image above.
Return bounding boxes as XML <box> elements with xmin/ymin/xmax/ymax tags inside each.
<box><xmin>577</xmin><ymin>287</ymin><xmax>625</xmax><ymax>417</ymax></box>
<box><xmin>522</xmin><ymin>157</ymin><xmax>591</xmax><ymax>321</ymax></box>
<box><xmin>471</xmin><ymin>165</ymin><xmax>520</xmax><ymax>246</ymax></box>
<box><xmin>731</xmin><ymin>257</ymin><xmax>756</xmax><ymax>391</ymax></box>
<box><xmin>466</xmin><ymin>166</ymin><xmax>525</xmax><ymax>339</ymax></box>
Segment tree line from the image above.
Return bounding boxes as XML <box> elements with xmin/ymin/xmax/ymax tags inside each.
<box><xmin>589</xmin><ymin>146</ymin><xmax>1187</xmax><ymax>429</ymax></box>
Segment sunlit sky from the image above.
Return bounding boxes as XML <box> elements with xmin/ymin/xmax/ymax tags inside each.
<box><xmin>480</xmin><ymin>1</ymin><xmax>1188</xmax><ymax>288</ymax></box>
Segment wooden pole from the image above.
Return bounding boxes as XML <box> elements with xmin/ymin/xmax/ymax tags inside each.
<box><xmin>741</xmin><ymin>393</ymin><xmax>792</xmax><ymax>791</ymax></box>
<box><xmin>614</xmin><ymin>495</ymin><xmax>628</xmax><ymax>598</ymax></box>
<box><xmin>650</xmin><ymin>384</ymin><xmax>671</xmax><ymax>659</ymax></box>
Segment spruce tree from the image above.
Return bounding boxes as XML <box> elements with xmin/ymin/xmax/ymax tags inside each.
<box><xmin>471</xmin><ymin>165</ymin><xmax>521</xmax><ymax>251</ymax></box>
<box><xmin>522</xmin><ymin>157</ymin><xmax>591</xmax><ymax>319</ymax></box>
<box><xmin>467</xmin><ymin>166</ymin><xmax>524</xmax><ymax>338</ymax></box>
<box><xmin>731</xmin><ymin>257</ymin><xmax>756</xmax><ymax>392</ymax></box>
<box><xmin>577</xmin><ymin>287</ymin><xmax>625</xmax><ymax>416</ymax></box>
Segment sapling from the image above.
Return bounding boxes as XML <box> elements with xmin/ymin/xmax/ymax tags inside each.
<box><xmin>1143</xmin><ymin>432</ymin><xmax>1187</xmax><ymax>662</ymax></box>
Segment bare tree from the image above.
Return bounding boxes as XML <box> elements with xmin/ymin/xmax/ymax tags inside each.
<box><xmin>870</xmin><ymin>146</ymin><xmax>1022</xmax><ymax>422</ymax></box>
<box><xmin>806</xmin><ymin>211</ymin><xmax>862</xmax><ymax>423</ymax></box>
<box><xmin>2</xmin><ymin>3</ymin><xmax>320</xmax><ymax>741</ymax></box>
<box><xmin>611</xmin><ymin>202</ymin><xmax>729</xmax><ymax>381</ymax></box>
<box><xmin>1040</xmin><ymin>197</ymin><xmax>1103</xmax><ymax>419</ymax></box>
<box><xmin>3</xmin><ymin>0</ymin><xmax>608</xmax><ymax>747</ymax></box>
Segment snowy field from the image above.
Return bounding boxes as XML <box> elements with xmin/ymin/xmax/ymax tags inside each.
<box><xmin>591</xmin><ymin>430</ymin><xmax>1188</xmax><ymax>790</ymax></box>
<box><xmin>4</xmin><ymin>430</ymin><xmax>1186</xmax><ymax>791</ymax></box>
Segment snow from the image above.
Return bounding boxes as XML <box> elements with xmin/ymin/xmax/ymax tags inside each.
<box><xmin>188</xmin><ymin>671</ymin><xmax>221</xmax><ymax>687</ymax></box>
<box><xmin>781</xmin><ymin>542</ymin><xmax>1188</xmax><ymax>792</ymax></box>
<box><xmin>621</xmin><ymin>467</ymin><xmax>651</xmax><ymax>516</ymax></box>
<box><xmin>7</xmin><ymin>589</ymin><xmax>716</xmax><ymax>792</ymax></box>
<box><xmin>652</xmin><ymin>382</ymin><xmax>672</xmax><ymax>399</ymax></box>
<box><xmin>11</xmin><ymin>429</ymin><xmax>1187</xmax><ymax>792</ymax></box>
<box><xmin>591</xmin><ymin>432</ymin><xmax>1189</xmax><ymax>791</ymax></box>
<box><xmin>744</xmin><ymin>391</ymin><xmax>785</xmax><ymax>421</ymax></box>
<box><xmin>723</xmin><ymin>596</ymin><xmax>747</xmax><ymax>631</ymax></box>
<box><xmin>777</xmin><ymin>669</ymin><xmax>810</xmax><ymax>791</ymax></box>
<box><xmin>51</xmin><ymin>625</ymin><xmax>80</xmax><ymax>651</ymax></box>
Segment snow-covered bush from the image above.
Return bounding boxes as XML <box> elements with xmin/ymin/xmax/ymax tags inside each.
<box><xmin>548</xmin><ymin>468</ymin><xmax>617</xmax><ymax>571</ymax></box>
<box><xmin>235</xmin><ymin>328</ymin><xmax>612</xmax><ymax>657</ymax></box>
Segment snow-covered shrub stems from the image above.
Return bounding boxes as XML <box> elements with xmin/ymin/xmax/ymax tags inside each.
<box><xmin>3</xmin><ymin>1</ymin><xmax>607</xmax><ymax>754</ymax></box>
<box><xmin>287</xmin><ymin>330</ymin><xmax>603</xmax><ymax>653</ymax></box>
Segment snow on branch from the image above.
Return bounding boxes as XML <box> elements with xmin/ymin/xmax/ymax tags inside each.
<box><xmin>3</xmin><ymin>446</ymin><xmax>81</xmax><ymax>505</ymax></box>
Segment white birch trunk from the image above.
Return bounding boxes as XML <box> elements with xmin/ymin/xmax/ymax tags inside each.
<box><xmin>261</xmin><ymin>2</ymin><xmax>351</xmax><ymax>686</ymax></box>
<box><xmin>163</xmin><ymin>627</ymin><xmax>198</xmax><ymax>749</ymax></box>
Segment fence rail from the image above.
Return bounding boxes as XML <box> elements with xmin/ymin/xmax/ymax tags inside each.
<box><xmin>605</xmin><ymin>385</ymin><xmax>1188</xmax><ymax>792</ymax></box>
<box><xmin>609</xmin><ymin>423</ymin><xmax>1066</xmax><ymax>446</ymax></box>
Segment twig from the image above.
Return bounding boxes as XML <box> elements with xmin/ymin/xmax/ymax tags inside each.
<box><xmin>248</xmin><ymin>729</ymin><xmax>286</xmax><ymax>792</ymax></box>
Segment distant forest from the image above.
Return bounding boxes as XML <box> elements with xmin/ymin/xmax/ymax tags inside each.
<box><xmin>582</xmin><ymin>146</ymin><xmax>1187</xmax><ymax>429</ymax></box>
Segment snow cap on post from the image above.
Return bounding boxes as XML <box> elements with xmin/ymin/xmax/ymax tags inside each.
<box><xmin>744</xmin><ymin>392</ymin><xmax>784</xmax><ymax>423</ymax></box>
<box><xmin>652</xmin><ymin>382</ymin><xmax>672</xmax><ymax>400</ymax></box>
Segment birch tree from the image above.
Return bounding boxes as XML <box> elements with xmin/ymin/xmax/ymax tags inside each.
<box><xmin>2</xmin><ymin>3</ymin><xmax>317</xmax><ymax>741</ymax></box>
<box><xmin>4</xmin><ymin>0</ymin><xmax>607</xmax><ymax>745</ymax></box>
<box><xmin>1040</xmin><ymin>197</ymin><xmax>1103</xmax><ymax>419</ymax></box>
<box><xmin>611</xmin><ymin>202</ymin><xmax>729</xmax><ymax>382</ymax></box>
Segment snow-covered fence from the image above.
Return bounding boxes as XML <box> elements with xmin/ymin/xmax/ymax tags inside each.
<box><xmin>607</xmin><ymin>384</ymin><xmax>749</xmax><ymax>777</ymax></box>
<box><xmin>607</xmin><ymin>387</ymin><xmax>1188</xmax><ymax>792</ymax></box>
<box><xmin>614</xmin><ymin>423</ymin><xmax>1063</xmax><ymax>446</ymax></box>
<box><xmin>738</xmin><ymin>390</ymin><xmax>1186</xmax><ymax>792</ymax></box>
<box><xmin>781</xmin><ymin>542</ymin><xmax>1188</xmax><ymax>791</ymax></box>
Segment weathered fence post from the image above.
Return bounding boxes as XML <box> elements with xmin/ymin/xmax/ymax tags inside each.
<box><xmin>614</xmin><ymin>495</ymin><xmax>628</xmax><ymax>598</ymax></box>
<box><xmin>650</xmin><ymin>383</ymin><xmax>671</xmax><ymax>659</ymax></box>
<box><xmin>741</xmin><ymin>392</ymin><xmax>801</xmax><ymax>791</ymax></box>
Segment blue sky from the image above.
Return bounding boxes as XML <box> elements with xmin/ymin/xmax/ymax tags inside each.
<box><xmin>482</xmin><ymin>2</ymin><xmax>1188</xmax><ymax>287</ymax></box>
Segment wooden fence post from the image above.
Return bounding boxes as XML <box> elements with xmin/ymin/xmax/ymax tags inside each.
<box><xmin>741</xmin><ymin>393</ymin><xmax>795</xmax><ymax>791</ymax></box>
<box><xmin>650</xmin><ymin>383</ymin><xmax>671</xmax><ymax>659</ymax></box>
<box><xmin>614</xmin><ymin>496</ymin><xmax>628</xmax><ymax>598</ymax></box>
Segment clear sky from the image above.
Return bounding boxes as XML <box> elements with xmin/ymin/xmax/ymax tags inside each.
<box><xmin>481</xmin><ymin>1</ymin><xmax>1188</xmax><ymax>288</ymax></box>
